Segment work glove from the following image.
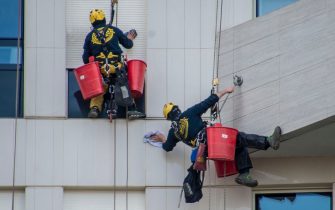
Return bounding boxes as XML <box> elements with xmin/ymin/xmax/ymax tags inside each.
<box><xmin>126</xmin><ymin>29</ymin><xmax>137</xmax><ymax>40</ymax></box>
<box><xmin>112</xmin><ymin>0</ymin><xmax>118</xmax><ymax>6</ymax></box>
<box><xmin>212</xmin><ymin>78</ymin><xmax>219</xmax><ymax>86</ymax></box>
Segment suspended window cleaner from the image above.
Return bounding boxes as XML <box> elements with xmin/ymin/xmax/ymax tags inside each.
<box><xmin>74</xmin><ymin>2</ymin><xmax>147</xmax><ymax>121</ymax></box>
<box><xmin>149</xmin><ymin>78</ymin><xmax>282</xmax><ymax>192</ymax></box>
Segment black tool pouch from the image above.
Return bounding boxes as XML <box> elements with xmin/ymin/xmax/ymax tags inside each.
<box><xmin>114</xmin><ymin>69</ymin><xmax>133</xmax><ymax>107</ymax></box>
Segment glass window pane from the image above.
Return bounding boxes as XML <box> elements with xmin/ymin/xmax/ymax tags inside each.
<box><xmin>257</xmin><ymin>192</ymin><xmax>332</xmax><ymax>210</ymax></box>
<box><xmin>0</xmin><ymin>0</ymin><xmax>20</xmax><ymax>38</ymax></box>
<box><xmin>0</xmin><ymin>70</ymin><xmax>23</xmax><ymax>117</ymax></box>
<box><xmin>0</xmin><ymin>46</ymin><xmax>20</xmax><ymax>64</ymax></box>
<box><xmin>257</xmin><ymin>0</ymin><xmax>299</xmax><ymax>17</ymax></box>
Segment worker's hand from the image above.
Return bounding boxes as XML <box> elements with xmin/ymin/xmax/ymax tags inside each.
<box><xmin>127</xmin><ymin>29</ymin><xmax>137</xmax><ymax>40</ymax></box>
<box><xmin>216</xmin><ymin>86</ymin><xmax>234</xmax><ymax>98</ymax></box>
<box><xmin>112</xmin><ymin>0</ymin><xmax>118</xmax><ymax>6</ymax></box>
<box><xmin>150</xmin><ymin>133</ymin><xmax>166</xmax><ymax>143</ymax></box>
<box><xmin>212</xmin><ymin>78</ymin><xmax>219</xmax><ymax>86</ymax></box>
<box><xmin>224</xmin><ymin>86</ymin><xmax>234</xmax><ymax>93</ymax></box>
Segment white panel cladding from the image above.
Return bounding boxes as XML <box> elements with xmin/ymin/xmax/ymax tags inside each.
<box><xmin>26</xmin><ymin>120</ymin><xmax>64</xmax><ymax>185</ymax></box>
<box><xmin>146</xmin><ymin>0</ymin><xmax>252</xmax><ymax>119</ymax></box>
<box><xmin>146</xmin><ymin>49</ymin><xmax>167</xmax><ymax>117</ymax></box>
<box><xmin>185</xmin><ymin>0</ymin><xmax>201</xmax><ymax>49</ymax></box>
<box><xmin>200</xmin><ymin>0</ymin><xmax>216</xmax><ymax>49</ymax></box>
<box><xmin>64</xmin><ymin>190</ymin><xmax>145</xmax><ymax>210</ymax></box>
<box><xmin>24</xmin><ymin>47</ymin><xmax>37</xmax><ymax>115</ymax></box>
<box><xmin>145</xmin><ymin>188</ymin><xmax>166</xmax><ymax>210</ymax></box>
<box><xmin>63</xmin><ymin>119</ymin><xmax>115</xmax><ymax>186</ymax></box>
<box><xmin>185</xmin><ymin>49</ymin><xmax>201</xmax><ymax>108</ymax></box>
<box><xmin>166</xmin><ymin>140</ymin><xmax>185</xmax><ymax>186</ymax></box>
<box><xmin>66</xmin><ymin>0</ymin><xmax>146</xmax><ymax>68</ymax></box>
<box><xmin>147</xmin><ymin>0</ymin><xmax>167</xmax><ymax>48</ymax></box>
<box><xmin>24</xmin><ymin>0</ymin><xmax>66</xmax><ymax>117</ymax></box>
<box><xmin>145</xmin><ymin>120</ymin><xmax>168</xmax><ymax>186</ymax></box>
<box><xmin>25</xmin><ymin>187</ymin><xmax>63</xmax><ymax>210</ymax></box>
<box><xmin>167</xmin><ymin>0</ymin><xmax>185</xmax><ymax>48</ymax></box>
<box><xmin>167</xmin><ymin>49</ymin><xmax>185</xmax><ymax>111</ymax></box>
<box><xmin>217</xmin><ymin>0</ymin><xmax>335</xmax><ymax>136</ymax></box>
<box><xmin>0</xmin><ymin>191</ymin><xmax>25</xmax><ymax>210</ymax></box>
<box><xmin>0</xmin><ymin>120</ymin><xmax>15</xmax><ymax>185</ymax></box>
<box><xmin>114</xmin><ymin>120</ymin><xmax>147</xmax><ymax>187</ymax></box>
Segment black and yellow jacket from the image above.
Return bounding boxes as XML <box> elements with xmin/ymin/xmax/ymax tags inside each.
<box><xmin>162</xmin><ymin>94</ymin><xmax>219</xmax><ymax>152</ymax></box>
<box><xmin>82</xmin><ymin>22</ymin><xmax>133</xmax><ymax>64</ymax></box>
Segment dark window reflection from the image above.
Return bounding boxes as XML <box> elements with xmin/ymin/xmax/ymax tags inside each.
<box><xmin>256</xmin><ymin>192</ymin><xmax>332</xmax><ymax>210</ymax></box>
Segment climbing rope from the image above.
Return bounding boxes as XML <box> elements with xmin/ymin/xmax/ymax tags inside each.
<box><xmin>11</xmin><ymin>0</ymin><xmax>23</xmax><ymax>209</ymax></box>
<box><xmin>113</xmin><ymin>121</ymin><xmax>117</xmax><ymax>210</ymax></box>
<box><xmin>210</xmin><ymin>0</ymin><xmax>229</xmax><ymax>209</ymax></box>
<box><xmin>125</xmin><ymin>106</ymin><xmax>129</xmax><ymax>210</ymax></box>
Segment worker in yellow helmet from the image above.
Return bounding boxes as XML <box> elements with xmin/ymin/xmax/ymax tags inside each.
<box><xmin>82</xmin><ymin>8</ymin><xmax>145</xmax><ymax>120</ymax></box>
<box><xmin>152</xmin><ymin>86</ymin><xmax>282</xmax><ymax>187</ymax></box>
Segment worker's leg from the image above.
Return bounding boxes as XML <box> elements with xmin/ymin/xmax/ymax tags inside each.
<box><xmin>238</xmin><ymin>126</ymin><xmax>281</xmax><ymax>150</ymax></box>
<box><xmin>237</xmin><ymin>132</ymin><xmax>270</xmax><ymax>150</ymax></box>
<box><xmin>127</xmin><ymin>102</ymin><xmax>146</xmax><ymax>119</ymax></box>
<box><xmin>234</xmin><ymin>127</ymin><xmax>281</xmax><ymax>187</ymax></box>
<box><xmin>88</xmin><ymin>84</ymin><xmax>108</xmax><ymax>118</ymax></box>
<box><xmin>234</xmin><ymin>138</ymin><xmax>258</xmax><ymax>187</ymax></box>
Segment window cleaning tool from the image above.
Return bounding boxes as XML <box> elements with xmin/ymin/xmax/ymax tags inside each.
<box><xmin>233</xmin><ymin>74</ymin><xmax>243</xmax><ymax>86</ymax></box>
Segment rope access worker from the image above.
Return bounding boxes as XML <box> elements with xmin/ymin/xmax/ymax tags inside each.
<box><xmin>82</xmin><ymin>8</ymin><xmax>146</xmax><ymax>119</ymax></box>
<box><xmin>150</xmin><ymin>86</ymin><xmax>282</xmax><ymax>187</ymax></box>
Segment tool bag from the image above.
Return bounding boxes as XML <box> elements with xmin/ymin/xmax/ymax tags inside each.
<box><xmin>182</xmin><ymin>165</ymin><xmax>205</xmax><ymax>203</ymax></box>
<box><xmin>114</xmin><ymin>68</ymin><xmax>133</xmax><ymax>107</ymax></box>
<box><xmin>193</xmin><ymin>128</ymin><xmax>207</xmax><ymax>171</ymax></box>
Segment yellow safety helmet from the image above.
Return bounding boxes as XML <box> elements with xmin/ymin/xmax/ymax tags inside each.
<box><xmin>89</xmin><ymin>9</ymin><xmax>106</xmax><ymax>24</ymax></box>
<box><xmin>163</xmin><ymin>102</ymin><xmax>175</xmax><ymax>119</ymax></box>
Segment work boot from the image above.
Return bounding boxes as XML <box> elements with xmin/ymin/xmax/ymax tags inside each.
<box><xmin>235</xmin><ymin>172</ymin><xmax>258</xmax><ymax>187</ymax></box>
<box><xmin>88</xmin><ymin>106</ymin><xmax>99</xmax><ymax>118</ymax></box>
<box><xmin>267</xmin><ymin>126</ymin><xmax>281</xmax><ymax>150</ymax></box>
<box><xmin>127</xmin><ymin>110</ymin><xmax>146</xmax><ymax>120</ymax></box>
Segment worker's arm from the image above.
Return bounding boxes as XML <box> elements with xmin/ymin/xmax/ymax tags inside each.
<box><xmin>115</xmin><ymin>27</ymin><xmax>134</xmax><ymax>49</ymax></box>
<box><xmin>151</xmin><ymin>129</ymin><xmax>179</xmax><ymax>152</ymax></box>
<box><xmin>216</xmin><ymin>86</ymin><xmax>234</xmax><ymax>98</ymax></box>
<box><xmin>82</xmin><ymin>34</ymin><xmax>92</xmax><ymax>64</ymax></box>
<box><xmin>185</xmin><ymin>86</ymin><xmax>234</xmax><ymax>116</ymax></box>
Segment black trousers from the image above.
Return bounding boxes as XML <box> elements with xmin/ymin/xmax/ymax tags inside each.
<box><xmin>235</xmin><ymin>132</ymin><xmax>270</xmax><ymax>173</ymax></box>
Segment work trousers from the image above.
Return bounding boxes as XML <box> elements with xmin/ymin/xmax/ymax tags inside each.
<box><xmin>235</xmin><ymin>132</ymin><xmax>270</xmax><ymax>172</ymax></box>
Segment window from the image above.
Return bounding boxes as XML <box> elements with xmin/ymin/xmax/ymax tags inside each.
<box><xmin>0</xmin><ymin>0</ymin><xmax>24</xmax><ymax>118</ymax></box>
<box><xmin>67</xmin><ymin>69</ymin><xmax>145</xmax><ymax>118</ymax></box>
<box><xmin>256</xmin><ymin>0</ymin><xmax>299</xmax><ymax>17</ymax></box>
<box><xmin>256</xmin><ymin>192</ymin><xmax>332</xmax><ymax>210</ymax></box>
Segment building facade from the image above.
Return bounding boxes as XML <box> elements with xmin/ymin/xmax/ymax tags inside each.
<box><xmin>0</xmin><ymin>0</ymin><xmax>334</xmax><ymax>209</ymax></box>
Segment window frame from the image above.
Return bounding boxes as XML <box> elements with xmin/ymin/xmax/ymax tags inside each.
<box><xmin>0</xmin><ymin>0</ymin><xmax>24</xmax><ymax>118</ymax></box>
<box><xmin>253</xmin><ymin>188</ymin><xmax>333</xmax><ymax>210</ymax></box>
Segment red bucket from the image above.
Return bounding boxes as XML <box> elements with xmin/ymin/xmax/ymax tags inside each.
<box><xmin>214</xmin><ymin>160</ymin><xmax>238</xmax><ymax>177</ymax></box>
<box><xmin>206</xmin><ymin>123</ymin><xmax>238</xmax><ymax>161</ymax></box>
<box><xmin>74</xmin><ymin>62</ymin><xmax>104</xmax><ymax>100</ymax></box>
<box><xmin>127</xmin><ymin>60</ymin><xmax>147</xmax><ymax>99</ymax></box>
